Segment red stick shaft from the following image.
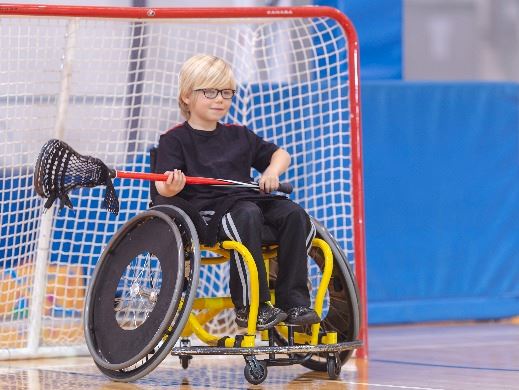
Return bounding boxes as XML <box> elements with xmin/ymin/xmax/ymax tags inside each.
<box><xmin>114</xmin><ymin>170</ymin><xmax>234</xmax><ymax>185</ymax></box>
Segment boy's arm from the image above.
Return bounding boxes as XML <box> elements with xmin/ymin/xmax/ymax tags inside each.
<box><xmin>259</xmin><ymin>148</ymin><xmax>291</xmax><ymax>193</ymax></box>
<box><xmin>155</xmin><ymin>134</ymin><xmax>187</xmax><ymax>197</ymax></box>
<box><xmin>155</xmin><ymin>169</ymin><xmax>186</xmax><ymax>197</ymax></box>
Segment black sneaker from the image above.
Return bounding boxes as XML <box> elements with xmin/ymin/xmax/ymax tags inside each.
<box><xmin>235</xmin><ymin>302</ymin><xmax>287</xmax><ymax>330</ymax></box>
<box><xmin>234</xmin><ymin>306</ymin><xmax>249</xmax><ymax>328</ymax></box>
<box><xmin>285</xmin><ymin>306</ymin><xmax>320</xmax><ymax>325</ymax></box>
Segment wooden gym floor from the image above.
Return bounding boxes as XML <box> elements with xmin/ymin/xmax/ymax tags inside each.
<box><xmin>0</xmin><ymin>320</ymin><xmax>518</xmax><ymax>390</ymax></box>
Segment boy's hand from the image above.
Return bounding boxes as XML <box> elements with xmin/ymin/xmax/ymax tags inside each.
<box><xmin>259</xmin><ymin>170</ymin><xmax>279</xmax><ymax>193</ymax></box>
<box><xmin>161</xmin><ymin>169</ymin><xmax>186</xmax><ymax>196</ymax></box>
<box><xmin>259</xmin><ymin>149</ymin><xmax>290</xmax><ymax>193</ymax></box>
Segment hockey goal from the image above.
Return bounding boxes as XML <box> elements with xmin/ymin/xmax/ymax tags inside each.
<box><xmin>0</xmin><ymin>4</ymin><xmax>367</xmax><ymax>359</ymax></box>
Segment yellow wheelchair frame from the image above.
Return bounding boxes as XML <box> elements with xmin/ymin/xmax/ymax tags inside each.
<box><xmin>182</xmin><ymin>239</ymin><xmax>333</xmax><ymax>348</ymax></box>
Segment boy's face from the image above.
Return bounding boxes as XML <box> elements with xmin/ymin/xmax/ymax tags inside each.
<box><xmin>184</xmin><ymin>87</ymin><xmax>233</xmax><ymax>128</ymax></box>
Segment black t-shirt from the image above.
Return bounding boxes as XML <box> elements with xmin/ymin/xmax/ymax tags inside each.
<box><xmin>156</xmin><ymin>121</ymin><xmax>279</xmax><ymax>211</ymax></box>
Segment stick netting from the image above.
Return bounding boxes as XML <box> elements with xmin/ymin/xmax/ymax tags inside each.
<box><xmin>0</xmin><ymin>11</ymin><xmax>356</xmax><ymax>355</ymax></box>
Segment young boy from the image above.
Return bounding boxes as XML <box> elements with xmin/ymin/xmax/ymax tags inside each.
<box><xmin>155</xmin><ymin>54</ymin><xmax>320</xmax><ymax>330</ymax></box>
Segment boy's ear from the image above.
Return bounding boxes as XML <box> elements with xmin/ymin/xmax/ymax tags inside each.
<box><xmin>181</xmin><ymin>95</ymin><xmax>190</xmax><ymax>105</ymax></box>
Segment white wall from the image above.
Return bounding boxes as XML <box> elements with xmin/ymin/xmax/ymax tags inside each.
<box><xmin>405</xmin><ymin>0</ymin><xmax>519</xmax><ymax>81</ymax></box>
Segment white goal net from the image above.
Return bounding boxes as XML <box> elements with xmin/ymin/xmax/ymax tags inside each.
<box><xmin>0</xmin><ymin>5</ymin><xmax>366</xmax><ymax>358</ymax></box>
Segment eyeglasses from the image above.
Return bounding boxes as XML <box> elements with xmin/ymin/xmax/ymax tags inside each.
<box><xmin>194</xmin><ymin>88</ymin><xmax>236</xmax><ymax>99</ymax></box>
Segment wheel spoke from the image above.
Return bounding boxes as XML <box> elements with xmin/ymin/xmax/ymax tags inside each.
<box><xmin>113</xmin><ymin>252</ymin><xmax>163</xmax><ymax>330</ymax></box>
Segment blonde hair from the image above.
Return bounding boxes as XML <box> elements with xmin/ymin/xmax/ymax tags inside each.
<box><xmin>178</xmin><ymin>54</ymin><xmax>236</xmax><ymax>119</ymax></box>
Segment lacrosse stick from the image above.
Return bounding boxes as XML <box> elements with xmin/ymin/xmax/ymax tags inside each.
<box><xmin>34</xmin><ymin>139</ymin><xmax>292</xmax><ymax>215</ymax></box>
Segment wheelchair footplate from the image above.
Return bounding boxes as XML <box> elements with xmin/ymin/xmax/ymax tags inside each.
<box><xmin>170</xmin><ymin>326</ymin><xmax>362</xmax><ymax>385</ymax></box>
<box><xmin>169</xmin><ymin>339</ymin><xmax>362</xmax><ymax>356</ymax></box>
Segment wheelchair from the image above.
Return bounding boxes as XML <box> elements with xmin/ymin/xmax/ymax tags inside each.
<box><xmin>84</xmin><ymin>153</ymin><xmax>362</xmax><ymax>385</ymax></box>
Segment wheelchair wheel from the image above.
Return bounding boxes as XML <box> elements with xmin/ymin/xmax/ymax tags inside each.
<box><xmin>326</xmin><ymin>352</ymin><xmax>342</xmax><ymax>379</ymax></box>
<box><xmin>85</xmin><ymin>206</ymin><xmax>201</xmax><ymax>382</ymax></box>
<box><xmin>271</xmin><ymin>217</ymin><xmax>361</xmax><ymax>371</ymax></box>
<box><xmin>244</xmin><ymin>356</ymin><xmax>268</xmax><ymax>385</ymax></box>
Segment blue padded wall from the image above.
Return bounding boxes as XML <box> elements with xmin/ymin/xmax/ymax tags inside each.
<box><xmin>362</xmin><ymin>82</ymin><xmax>519</xmax><ymax>324</ymax></box>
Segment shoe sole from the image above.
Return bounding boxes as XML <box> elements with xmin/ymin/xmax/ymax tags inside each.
<box><xmin>257</xmin><ymin>312</ymin><xmax>288</xmax><ymax>331</ymax></box>
<box><xmin>235</xmin><ymin>318</ymin><xmax>248</xmax><ymax>328</ymax></box>
<box><xmin>235</xmin><ymin>312</ymin><xmax>288</xmax><ymax>330</ymax></box>
<box><xmin>285</xmin><ymin>312</ymin><xmax>321</xmax><ymax>326</ymax></box>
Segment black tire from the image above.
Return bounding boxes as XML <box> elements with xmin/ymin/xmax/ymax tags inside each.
<box><xmin>85</xmin><ymin>207</ymin><xmax>201</xmax><ymax>382</ymax></box>
<box><xmin>271</xmin><ymin>217</ymin><xmax>361</xmax><ymax>371</ymax></box>
<box><xmin>326</xmin><ymin>353</ymin><xmax>341</xmax><ymax>379</ymax></box>
<box><xmin>244</xmin><ymin>358</ymin><xmax>267</xmax><ymax>385</ymax></box>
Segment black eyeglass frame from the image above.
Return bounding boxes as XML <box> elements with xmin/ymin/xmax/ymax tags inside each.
<box><xmin>194</xmin><ymin>88</ymin><xmax>236</xmax><ymax>99</ymax></box>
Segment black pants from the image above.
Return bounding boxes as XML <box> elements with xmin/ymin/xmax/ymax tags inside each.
<box><xmin>217</xmin><ymin>200</ymin><xmax>316</xmax><ymax>310</ymax></box>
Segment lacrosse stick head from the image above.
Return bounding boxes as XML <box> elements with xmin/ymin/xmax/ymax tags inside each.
<box><xmin>34</xmin><ymin>139</ymin><xmax>119</xmax><ymax>214</ymax></box>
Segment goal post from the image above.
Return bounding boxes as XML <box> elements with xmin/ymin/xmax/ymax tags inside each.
<box><xmin>0</xmin><ymin>4</ymin><xmax>368</xmax><ymax>359</ymax></box>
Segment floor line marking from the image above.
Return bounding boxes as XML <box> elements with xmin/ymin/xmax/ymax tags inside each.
<box><xmin>343</xmin><ymin>381</ymin><xmax>445</xmax><ymax>390</ymax></box>
<box><xmin>373</xmin><ymin>340</ymin><xmax>514</xmax><ymax>351</ymax></box>
<box><xmin>371</xmin><ymin>358</ymin><xmax>519</xmax><ymax>372</ymax></box>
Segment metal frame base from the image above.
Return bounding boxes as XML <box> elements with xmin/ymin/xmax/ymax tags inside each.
<box><xmin>170</xmin><ymin>340</ymin><xmax>362</xmax><ymax>356</ymax></box>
